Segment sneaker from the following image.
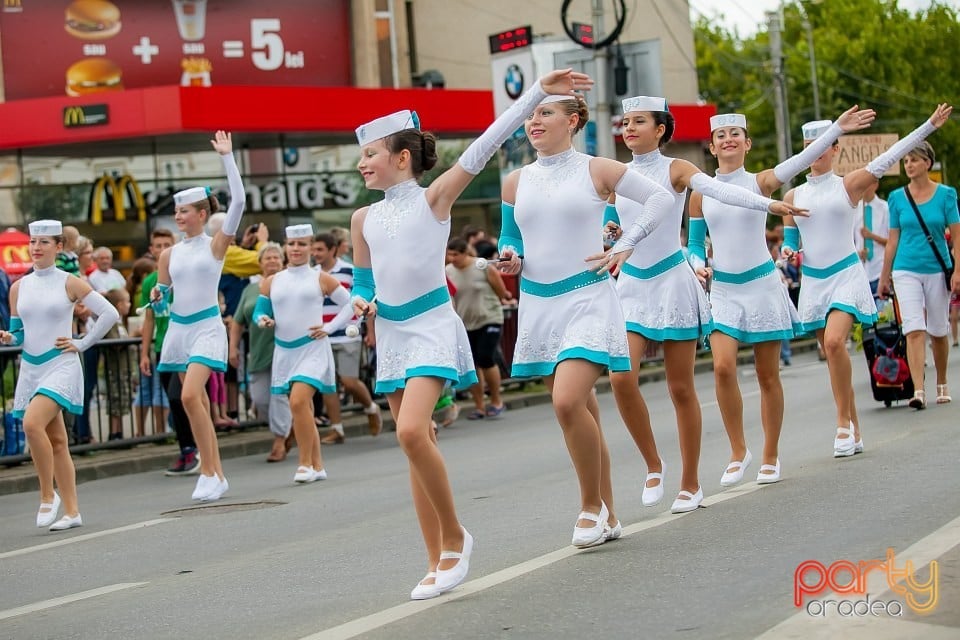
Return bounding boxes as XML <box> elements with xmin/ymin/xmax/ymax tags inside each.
<box><xmin>165</xmin><ymin>450</ymin><xmax>201</xmax><ymax>476</ymax></box>
<box><xmin>165</xmin><ymin>453</ymin><xmax>187</xmax><ymax>476</ymax></box>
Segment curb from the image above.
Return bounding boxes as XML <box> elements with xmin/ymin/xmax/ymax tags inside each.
<box><xmin>0</xmin><ymin>340</ymin><xmax>820</xmax><ymax>496</ymax></box>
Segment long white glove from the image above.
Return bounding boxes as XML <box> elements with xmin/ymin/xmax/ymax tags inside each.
<box><xmin>689</xmin><ymin>173</ymin><xmax>774</xmax><ymax>213</ymax></box>
<box><xmin>458</xmin><ymin>81</ymin><xmax>548</xmax><ymax>175</ymax></box>
<box><xmin>322</xmin><ymin>285</ymin><xmax>355</xmax><ymax>335</ymax></box>
<box><xmin>773</xmin><ymin>122</ymin><xmax>844</xmax><ymax>183</ymax></box>
<box><xmin>610</xmin><ymin>170</ymin><xmax>674</xmax><ymax>254</ymax></box>
<box><xmin>865</xmin><ymin>120</ymin><xmax>936</xmax><ymax>179</ymax></box>
<box><xmin>220</xmin><ymin>152</ymin><xmax>246</xmax><ymax>236</ymax></box>
<box><xmin>71</xmin><ymin>291</ymin><xmax>121</xmax><ymax>352</ymax></box>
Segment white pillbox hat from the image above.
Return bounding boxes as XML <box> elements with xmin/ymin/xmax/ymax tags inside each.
<box><xmin>174</xmin><ymin>187</ymin><xmax>210</xmax><ymax>206</ymax></box>
<box><xmin>621</xmin><ymin>96</ymin><xmax>668</xmax><ymax>114</ymax></box>
<box><xmin>801</xmin><ymin>119</ymin><xmax>833</xmax><ymax>141</ymax></box>
<box><xmin>356</xmin><ymin>110</ymin><xmax>419</xmax><ymax>146</ymax></box>
<box><xmin>285</xmin><ymin>224</ymin><xmax>314</xmax><ymax>239</ymax></box>
<box><xmin>710</xmin><ymin>113</ymin><xmax>747</xmax><ymax>132</ymax></box>
<box><xmin>28</xmin><ymin>219</ymin><xmax>62</xmax><ymax>236</ymax></box>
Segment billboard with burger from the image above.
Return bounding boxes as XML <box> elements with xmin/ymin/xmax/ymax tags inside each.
<box><xmin>0</xmin><ymin>0</ymin><xmax>350</xmax><ymax>101</ymax></box>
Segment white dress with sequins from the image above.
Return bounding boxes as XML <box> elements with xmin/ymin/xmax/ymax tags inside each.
<box><xmin>158</xmin><ymin>233</ymin><xmax>228</xmax><ymax>373</ymax></box>
<box><xmin>510</xmin><ymin>149</ymin><xmax>630</xmax><ymax>377</ymax></box>
<box><xmin>614</xmin><ymin>150</ymin><xmax>711</xmax><ymax>341</ymax></box>
<box><xmin>13</xmin><ymin>266</ymin><xmax>84</xmax><ymax>417</ymax></box>
<box><xmin>700</xmin><ymin>167</ymin><xmax>802</xmax><ymax>343</ymax></box>
<box><xmin>792</xmin><ymin>172</ymin><xmax>877</xmax><ymax>332</ymax></box>
<box><xmin>363</xmin><ymin>179</ymin><xmax>477</xmax><ymax>394</ymax></box>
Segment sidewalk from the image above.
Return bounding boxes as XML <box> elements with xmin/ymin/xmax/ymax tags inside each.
<box><xmin>0</xmin><ymin>340</ymin><xmax>819</xmax><ymax>496</ymax></box>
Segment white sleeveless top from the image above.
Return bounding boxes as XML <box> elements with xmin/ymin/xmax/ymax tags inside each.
<box><xmin>514</xmin><ymin>149</ymin><xmax>606</xmax><ymax>283</ymax></box>
<box><xmin>363</xmin><ymin>179</ymin><xmax>449</xmax><ymax>306</ymax></box>
<box><xmin>271</xmin><ymin>263</ymin><xmax>325</xmax><ymax>344</ymax></box>
<box><xmin>701</xmin><ymin>167</ymin><xmax>772</xmax><ymax>273</ymax></box>
<box><xmin>17</xmin><ymin>265</ymin><xmax>74</xmax><ymax>356</ymax></box>
<box><xmin>792</xmin><ymin>172</ymin><xmax>858</xmax><ymax>268</ymax></box>
<box><xmin>615</xmin><ymin>150</ymin><xmax>686</xmax><ymax>268</ymax></box>
<box><xmin>169</xmin><ymin>233</ymin><xmax>224</xmax><ymax>316</ymax></box>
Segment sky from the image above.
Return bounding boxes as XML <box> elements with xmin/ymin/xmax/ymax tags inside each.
<box><xmin>689</xmin><ymin>0</ymin><xmax>960</xmax><ymax>37</ymax></box>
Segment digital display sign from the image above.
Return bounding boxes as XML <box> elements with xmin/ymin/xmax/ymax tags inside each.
<box><xmin>488</xmin><ymin>26</ymin><xmax>531</xmax><ymax>55</ymax></box>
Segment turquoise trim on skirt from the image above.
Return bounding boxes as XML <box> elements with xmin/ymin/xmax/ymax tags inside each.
<box><xmin>376</xmin><ymin>366</ymin><xmax>478</xmax><ymax>394</ymax></box>
<box><xmin>620</xmin><ymin>250</ymin><xmax>686</xmax><ymax>280</ymax></box>
<box><xmin>13</xmin><ymin>388</ymin><xmax>84</xmax><ymax>418</ymax></box>
<box><xmin>377</xmin><ymin>286</ymin><xmax>450</xmax><ymax>322</ymax></box>
<box><xmin>511</xmin><ymin>347</ymin><xmax>631</xmax><ymax>379</ymax></box>
<box><xmin>171</xmin><ymin>305</ymin><xmax>221</xmax><ymax>324</ymax></box>
<box><xmin>520</xmin><ymin>270</ymin><xmax>610</xmax><ymax>297</ymax></box>
<box><xmin>712</xmin><ymin>260</ymin><xmax>776</xmax><ymax>284</ymax></box>
<box><xmin>801</xmin><ymin>253</ymin><xmax>860</xmax><ymax>279</ymax></box>
<box><xmin>21</xmin><ymin>348</ymin><xmax>64</xmax><ymax>366</ymax></box>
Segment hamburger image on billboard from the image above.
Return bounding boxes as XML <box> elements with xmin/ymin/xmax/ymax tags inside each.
<box><xmin>65</xmin><ymin>58</ymin><xmax>123</xmax><ymax>96</ymax></box>
<box><xmin>64</xmin><ymin>0</ymin><xmax>121</xmax><ymax>40</ymax></box>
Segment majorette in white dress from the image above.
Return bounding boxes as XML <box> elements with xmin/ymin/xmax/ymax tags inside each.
<box><xmin>792</xmin><ymin>172</ymin><xmax>878</xmax><ymax>331</ymax></box>
<box><xmin>363</xmin><ymin>179</ymin><xmax>477</xmax><ymax>393</ymax></box>
<box><xmin>613</xmin><ymin>149</ymin><xmax>711</xmax><ymax>341</ymax></box>
<box><xmin>509</xmin><ymin>148</ymin><xmax>630</xmax><ymax>376</ymax></box>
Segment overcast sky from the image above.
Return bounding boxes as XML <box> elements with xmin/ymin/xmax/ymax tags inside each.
<box><xmin>689</xmin><ymin>0</ymin><xmax>959</xmax><ymax>37</ymax></box>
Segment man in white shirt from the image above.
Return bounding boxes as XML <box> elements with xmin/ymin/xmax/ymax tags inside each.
<box><xmin>855</xmin><ymin>182</ymin><xmax>889</xmax><ymax>298</ymax></box>
<box><xmin>87</xmin><ymin>246</ymin><xmax>126</xmax><ymax>292</ymax></box>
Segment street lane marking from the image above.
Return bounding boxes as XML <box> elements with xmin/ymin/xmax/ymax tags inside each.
<box><xmin>299</xmin><ymin>482</ymin><xmax>765</xmax><ymax>640</ymax></box>
<box><xmin>757</xmin><ymin>513</ymin><xmax>960</xmax><ymax>639</ymax></box>
<box><xmin>0</xmin><ymin>582</ymin><xmax>147</xmax><ymax>621</ymax></box>
<box><xmin>0</xmin><ymin>518</ymin><xmax>176</xmax><ymax>561</ymax></box>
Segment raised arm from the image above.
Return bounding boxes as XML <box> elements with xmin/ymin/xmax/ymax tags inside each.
<box><xmin>676</xmin><ymin>159</ymin><xmax>806</xmax><ymax>218</ymax></box>
<box><xmin>426</xmin><ymin>69</ymin><xmax>593</xmax><ymax>216</ymax></box>
<box><xmin>210</xmin><ymin>130</ymin><xmax>247</xmax><ymax>259</ymax></box>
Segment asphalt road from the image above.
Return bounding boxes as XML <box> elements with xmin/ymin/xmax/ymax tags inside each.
<box><xmin>1</xmin><ymin>348</ymin><xmax>958</xmax><ymax>640</ymax></box>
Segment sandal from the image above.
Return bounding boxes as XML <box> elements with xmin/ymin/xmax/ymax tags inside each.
<box><xmin>466</xmin><ymin>409</ymin><xmax>486</xmax><ymax>420</ymax></box>
<box><xmin>908</xmin><ymin>390</ymin><xmax>926</xmax><ymax>410</ymax></box>
<box><xmin>937</xmin><ymin>384</ymin><xmax>952</xmax><ymax>404</ymax></box>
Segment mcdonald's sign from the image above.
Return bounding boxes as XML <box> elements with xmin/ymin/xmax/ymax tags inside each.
<box><xmin>63</xmin><ymin>104</ymin><xmax>109</xmax><ymax>128</ymax></box>
<box><xmin>89</xmin><ymin>174</ymin><xmax>146</xmax><ymax>224</ymax></box>
<box><xmin>2</xmin><ymin>0</ymin><xmax>22</xmax><ymax>13</ymax></box>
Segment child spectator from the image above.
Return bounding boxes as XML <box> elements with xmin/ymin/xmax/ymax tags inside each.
<box><xmin>102</xmin><ymin>289</ymin><xmax>136</xmax><ymax>439</ymax></box>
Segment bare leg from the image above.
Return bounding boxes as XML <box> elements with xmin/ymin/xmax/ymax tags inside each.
<box><xmin>609</xmin><ymin>332</ymin><xmax>661</xmax><ymax>475</ymax></box>
<box><xmin>754</xmin><ymin>340</ymin><xmax>784</xmax><ymax>468</ymax></box>
<box><xmin>289</xmin><ymin>382</ymin><xmax>323</xmax><ymax>470</ymax></box>
<box><xmin>468</xmin><ymin>382</ymin><xmax>485</xmax><ymax>413</ymax></box>
<box><xmin>905</xmin><ymin>330</ymin><xmax>927</xmax><ymax>393</ymax></box>
<box><xmin>545</xmin><ymin>359</ymin><xmax>606</xmax><ymax>525</ymax></box>
<box><xmin>180</xmin><ymin>366</ymin><xmax>223</xmax><ymax>478</ymax></box>
<box><xmin>710</xmin><ymin>332</ymin><xmax>747</xmax><ymax>465</ymax></box>
<box><xmin>662</xmin><ymin>340</ymin><xmax>701</xmax><ymax>494</ymax></box>
<box><xmin>818</xmin><ymin>311</ymin><xmax>856</xmax><ymax>430</ymax></box>
<box><xmin>48</xmin><ymin>412</ymin><xmax>79</xmax><ymax>517</ymax></box>
<box><xmin>931</xmin><ymin>334</ymin><xmax>950</xmax><ymax>386</ymax></box>
<box><xmin>586</xmin><ymin>389</ymin><xmax>616</xmax><ymax>525</ymax></box>
<box><xmin>482</xmin><ymin>366</ymin><xmax>503</xmax><ymax>408</ymax></box>
<box><xmin>23</xmin><ymin>395</ymin><xmax>65</xmax><ymax>507</ymax></box>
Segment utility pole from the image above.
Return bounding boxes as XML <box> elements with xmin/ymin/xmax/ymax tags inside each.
<box><xmin>592</xmin><ymin>0</ymin><xmax>615</xmax><ymax>159</ymax></box>
<box><xmin>767</xmin><ymin>11</ymin><xmax>792</xmax><ymax>170</ymax></box>
<box><xmin>801</xmin><ymin>11</ymin><xmax>821</xmax><ymax>119</ymax></box>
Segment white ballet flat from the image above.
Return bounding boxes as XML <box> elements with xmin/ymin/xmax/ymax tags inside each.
<box><xmin>641</xmin><ymin>458</ymin><xmax>665</xmax><ymax>507</ymax></box>
<box><xmin>606</xmin><ymin>520</ymin><xmax>622</xmax><ymax>541</ymax></box>
<box><xmin>36</xmin><ymin>492</ymin><xmax>61</xmax><ymax>528</ymax></box>
<box><xmin>720</xmin><ymin>450</ymin><xmax>753</xmax><ymax>487</ymax></box>
<box><xmin>756</xmin><ymin>459</ymin><xmax>781</xmax><ymax>484</ymax></box>
<box><xmin>49</xmin><ymin>513</ymin><xmax>82</xmax><ymax>531</ymax></box>
<box><xmin>200</xmin><ymin>477</ymin><xmax>229</xmax><ymax>502</ymax></box>
<box><xmin>191</xmin><ymin>473</ymin><xmax>218</xmax><ymax>500</ymax></box>
<box><xmin>833</xmin><ymin>427</ymin><xmax>857</xmax><ymax>458</ymax></box>
<box><xmin>572</xmin><ymin>502</ymin><xmax>610</xmax><ymax>548</ymax></box>
<box><xmin>294</xmin><ymin>466</ymin><xmax>327</xmax><ymax>483</ymax></box>
<box><xmin>670</xmin><ymin>487</ymin><xmax>703</xmax><ymax>514</ymax></box>
<box><xmin>410</xmin><ymin>571</ymin><xmax>440</xmax><ymax>600</ymax></box>
<box><xmin>854</xmin><ymin>439</ymin><xmax>864</xmax><ymax>455</ymax></box>
<box><xmin>435</xmin><ymin>528</ymin><xmax>473</xmax><ymax>593</ymax></box>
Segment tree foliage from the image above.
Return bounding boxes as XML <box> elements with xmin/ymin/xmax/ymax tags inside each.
<box><xmin>693</xmin><ymin>0</ymin><xmax>960</xmax><ymax>194</ymax></box>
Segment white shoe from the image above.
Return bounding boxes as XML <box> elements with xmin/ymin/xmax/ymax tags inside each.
<box><xmin>200</xmin><ymin>477</ymin><xmax>229</xmax><ymax>502</ymax></box>
<box><xmin>833</xmin><ymin>427</ymin><xmax>856</xmax><ymax>457</ymax></box>
<box><xmin>606</xmin><ymin>520</ymin><xmax>622</xmax><ymax>541</ymax></box>
<box><xmin>192</xmin><ymin>474</ymin><xmax>220</xmax><ymax>501</ymax></box>
<box><xmin>435</xmin><ymin>528</ymin><xmax>473</xmax><ymax>593</ymax></box>
<box><xmin>572</xmin><ymin>502</ymin><xmax>610</xmax><ymax>548</ymax></box>
<box><xmin>49</xmin><ymin>513</ymin><xmax>82</xmax><ymax>531</ymax></box>
<box><xmin>36</xmin><ymin>492</ymin><xmax>61</xmax><ymax>528</ymax></box>
<box><xmin>756</xmin><ymin>459</ymin><xmax>781</xmax><ymax>484</ymax></box>
<box><xmin>670</xmin><ymin>487</ymin><xmax>703</xmax><ymax>513</ymax></box>
<box><xmin>410</xmin><ymin>572</ymin><xmax>440</xmax><ymax>600</ymax></box>
<box><xmin>641</xmin><ymin>458</ymin><xmax>665</xmax><ymax>507</ymax></box>
<box><xmin>720</xmin><ymin>450</ymin><xmax>753</xmax><ymax>486</ymax></box>
<box><xmin>294</xmin><ymin>466</ymin><xmax>327</xmax><ymax>483</ymax></box>
<box><xmin>854</xmin><ymin>439</ymin><xmax>864</xmax><ymax>455</ymax></box>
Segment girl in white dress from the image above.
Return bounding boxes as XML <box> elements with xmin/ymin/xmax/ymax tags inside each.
<box><xmin>781</xmin><ymin>104</ymin><xmax>952</xmax><ymax>457</ymax></box>
<box><xmin>350</xmin><ymin>69</ymin><xmax>592</xmax><ymax>599</ymax></box>
<box><xmin>152</xmin><ymin>130</ymin><xmax>245</xmax><ymax>502</ymax></box>
<box><xmin>0</xmin><ymin>220</ymin><xmax>119</xmax><ymax>531</ymax></box>
<box><xmin>689</xmin><ymin>106</ymin><xmax>874</xmax><ymax>486</ymax></box>
<box><xmin>604</xmin><ymin>97</ymin><xmax>803</xmax><ymax>511</ymax></box>
<box><xmin>254</xmin><ymin>224</ymin><xmax>353</xmax><ymax>484</ymax></box>
<box><xmin>498</xmin><ymin>94</ymin><xmax>674</xmax><ymax>548</ymax></box>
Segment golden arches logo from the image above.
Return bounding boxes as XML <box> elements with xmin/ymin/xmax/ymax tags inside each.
<box><xmin>90</xmin><ymin>174</ymin><xmax>147</xmax><ymax>224</ymax></box>
<box><xmin>64</xmin><ymin>106</ymin><xmax>86</xmax><ymax>127</ymax></box>
<box><xmin>3</xmin><ymin>0</ymin><xmax>22</xmax><ymax>8</ymax></box>
<box><xmin>1</xmin><ymin>244</ymin><xmax>29</xmax><ymax>267</ymax></box>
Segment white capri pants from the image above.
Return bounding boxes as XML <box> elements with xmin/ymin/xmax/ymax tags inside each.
<box><xmin>249</xmin><ymin>369</ymin><xmax>292</xmax><ymax>437</ymax></box>
<box><xmin>892</xmin><ymin>270</ymin><xmax>951</xmax><ymax>337</ymax></box>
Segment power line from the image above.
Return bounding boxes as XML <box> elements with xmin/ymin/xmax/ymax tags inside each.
<box><xmin>649</xmin><ymin>1</ymin><xmax>697</xmax><ymax>71</ymax></box>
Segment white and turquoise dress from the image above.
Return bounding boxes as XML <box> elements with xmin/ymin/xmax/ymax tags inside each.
<box><xmin>698</xmin><ymin>167</ymin><xmax>802</xmax><ymax>342</ymax></box>
<box><xmin>363</xmin><ymin>179</ymin><xmax>477</xmax><ymax>394</ymax></box>
<box><xmin>611</xmin><ymin>150</ymin><xmax>711</xmax><ymax>341</ymax></box>
<box><xmin>505</xmin><ymin>149</ymin><xmax>630</xmax><ymax>377</ymax></box>
<box><xmin>157</xmin><ymin>233</ymin><xmax>228</xmax><ymax>373</ymax></box>
<box><xmin>12</xmin><ymin>266</ymin><xmax>84</xmax><ymax>418</ymax></box>
<box><xmin>791</xmin><ymin>172</ymin><xmax>877</xmax><ymax>331</ymax></box>
<box><xmin>269</xmin><ymin>264</ymin><xmax>338</xmax><ymax>395</ymax></box>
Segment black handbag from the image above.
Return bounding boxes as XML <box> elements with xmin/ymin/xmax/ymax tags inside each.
<box><xmin>903</xmin><ymin>186</ymin><xmax>954</xmax><ymax>290</ymax></box>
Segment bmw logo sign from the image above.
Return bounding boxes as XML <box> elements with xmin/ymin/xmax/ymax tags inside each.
<box><xmin>504</xmin><ymin>64</ymin><xmax>524</xmax><ymax>99</ymax></box>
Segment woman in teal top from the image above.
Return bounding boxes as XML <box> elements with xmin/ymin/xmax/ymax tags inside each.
<box><xmin>879</xmin><ymin>141</ymin><xmax>960</xmax><ymax>408</ymax></box>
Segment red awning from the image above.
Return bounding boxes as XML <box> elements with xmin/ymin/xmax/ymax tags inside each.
<box><xmin>0</xmin><ymin>85</ymin><xmax>717</xmax><ymax>151</ymax></box>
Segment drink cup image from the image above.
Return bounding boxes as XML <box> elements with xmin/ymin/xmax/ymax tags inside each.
<box><xmin>171</xmin><ymin>0</ymin><xmax>208</xmax><ymax>41</ymax></box>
